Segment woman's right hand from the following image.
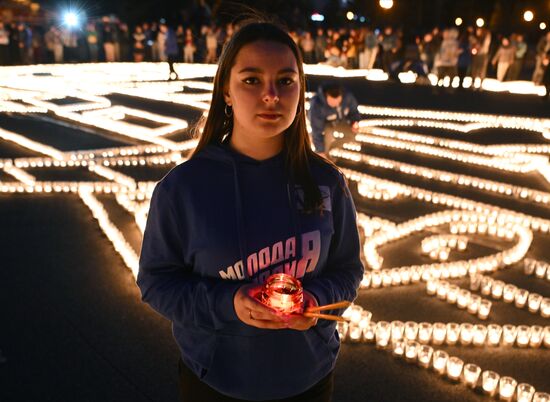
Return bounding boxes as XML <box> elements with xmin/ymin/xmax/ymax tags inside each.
<box><xmin>234</xmin><ymin>284</ymin><xmax>288</xmax><ymax>329</ymax></box>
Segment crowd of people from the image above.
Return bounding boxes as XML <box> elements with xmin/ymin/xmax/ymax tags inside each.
<box><xmin>1</xmin><ymin>16</ymin><xmax>550</xmax><ymax>89</ymax></box>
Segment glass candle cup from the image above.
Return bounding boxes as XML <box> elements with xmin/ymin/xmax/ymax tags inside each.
<box><xmin>541</xmin><ymin>298</ymin><xmax>550</xmax><ymax>318</ymax></box>
<box><xmin>528</xmin><ymin>293</ymin><xmax>542</xmax><ymax>313</ymax></box>
<box><xmin>446</xmin><ymin>323</ymin><xmax>460</xmax><ymax>345</ymax></box>
<box><xmin>446</xmin><ymin>356</ymin><xmax>464</xmax><ymax>381</ymax></box>
<box><xmin>457</xmin><ymin>289</ymin><xmax>471</xmax><ymax>309</ymax></box>
<box><xmin>418</xmin><ymin>322</ymin><xmax>433</xmax><ymax>344</ymax></box>
<box><xmin>482</xmin><ymin>370</ymin><xmax>500</xmax><ymax>395</ymax></box>
<box><xmin>529</xmin><ymin>326</ymin><xmax>543</xmax><ymax>348</ymax></box>
<box><xmin>491</xmin><ymin>280</ymin><xmax>504</xmax><ymax>299</ymax></box>
<box><xmin>392</xmin><ymin>340</ymin><xmax>406</xmax><ymax>358</ymax></box>
<box><xmin>447</xmin><ymin>285</ymin><xmax>459</xmax><ymax>304</ymax></box>
<box><xmin>516</xmin><ymin>325</ymin><xmax>531</xmax><ymax>347</ymax></box>
<box><xmin>515</xmin><ymin>289</ymin><xmax>529</xmax><ymax>308</ymax></box>
<box><xmin>417</xmin><ymin>345</ymin><xmax>433</xmax><ymax>368</ymax></box>
<box><xmin>259</xmin><ymin>273</ymin><xmax>303</xmax><ymax>314</ymax></box>
<box><xmin>348</xmin><ymin>323</ymin><xmax>362</xmax><ymax>342</ymax></box>
<box><xmin>468</xmin><ymin>295</ymin><xmax>482</xmax><ymax>314</ymax></box>
<box><xmin>432</xmin><ymin>350</ymin><xmax>449</xmax><ymax>374</ymax></box>
<box><xmin>348</xmin><ymin>304</ymin><xmax>363</xmax><ymax>324</ymax></box>
<box><xmin>502</xmin><ymin>325</ymin><xmax>517</xmax><ymax>346</ymax></box>
<box><xmin>337</xmin><ymin>321</ymin><xmax>349</xmax><ymax>341</ymax></box>
<box><xmin>544</xmin><ymin>326</ymin><xmax>550</xmax><ymax>348</ymax></box>
<box><xmin>478</xmin><ymin>300</ymin><xmax>492</xmax><ymax>320</ymax></box>
<box><xmin>499</xmin><ymin>376</ymin><xmax>517</xmax><ymax>401</ymax></box>
<box><xmin>480</xmin><ymin>276</ymin><xmax>493</xmax><ymax>296</ymax></box>
<box><xmin>487</xmin><ymin>324</ymin><xmax>502</xmax><ymax>346</ymax></box>
<box><xmin>404</xmin><ymin>321</ymin><xmax>418</xmax><ymax>341</ymax></box>
<box><xmin>460</xmin><ymin>323</ymin><xmax>474</xmax><ymax>345</ymax></box>
<box><xmin>375</xmin><ymin>321</ymin><xmax>391</xmax><ymax>349</ymax></box>
<box><xmin>432</xmin><ymin>323</ymin><xmax>446</xmax><ymax>345</ymax></box>
<box><xmin>436</xmin><ymin>281</ymin><xmax>450</xmax><ymax>300</ymax></box>
<box><xmin>533</xmin><ymin>392</ymin><xmax>550</xmax><ymax>402</ymax></box>
<box><xmin>363</xmin><ymin>321</ymin><xmax>376</xmax><ymax>342</ymax></box>
<box><xmin>503</xmin><ymin>284</ymin><xmax>517</xmax><ymax>303</ymax></box>
<box><xmin>516</xmin><ymin>383</ymin><xmax>535</xmax><ymax>402</ymax></box>
<box><xmin>405</xmin><ymin>340</ymin><xmax>419</xmax><ymax>361</ymax></box>
<box><xmin>391</xmin><ymin>320</ymin><xmax>405</xmax><ymax>342</ymax></box>
<box><xmin>473</xmin><ymin>324</ymin><xmax>488</xmax><ymax>346</ymax></box>
<box><xmin>463</xmin><ymin>363</ymin><xmax>481</xmax><ymax>388</ymax></box>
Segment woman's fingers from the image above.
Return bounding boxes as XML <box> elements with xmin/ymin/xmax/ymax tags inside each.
<box><xmin>234</xmin><ymin>284</ymin><xmax>286</xmax><ymax>329</ymax></box>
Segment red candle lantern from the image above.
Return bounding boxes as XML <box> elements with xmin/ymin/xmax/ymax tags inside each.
<box><xmin>260</xmin><ymin>273</ymin><xmax>304</xmax><ymax>314</ymax></box>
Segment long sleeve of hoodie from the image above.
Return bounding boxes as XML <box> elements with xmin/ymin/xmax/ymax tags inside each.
<box><xmin>137</xmin><ymin>183</ymin><xmax>242</xmax><ymax>331</ymax></box>
<box><xmin>344</xmin><ymin>92</ymin><xmax>361</xmax><ymax>123</ymax></box>
<box><xmin>303</xmin><ymin>174</ymin><xmax>364</xmax><ymax>309</ymax></box>
<box><xmin>308</xmin><ymin>96</ymin><xmax>328</xmax><ymax>153</ymax></box>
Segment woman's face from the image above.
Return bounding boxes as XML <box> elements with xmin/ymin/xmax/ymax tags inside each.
<box><xmin>224</xmin><ymin>40</ymin><xmax>300</xmax><ymax>145</ymax></box>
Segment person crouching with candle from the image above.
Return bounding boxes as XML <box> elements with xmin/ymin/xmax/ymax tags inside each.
<box><xmin>137</xmin><ymin>18</ymin><xmax>364</xmax><ymax>402</ymax></box>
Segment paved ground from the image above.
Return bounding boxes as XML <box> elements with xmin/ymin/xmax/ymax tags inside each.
<box><xmin>0</xmin><ymin>71</ymin><xmax>549</xmax><ymax>402</ymax></box>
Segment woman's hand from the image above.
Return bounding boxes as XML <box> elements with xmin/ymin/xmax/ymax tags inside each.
<box><xmin>234</xmin><ymin>284</ymin><xmax>287</xmax><ymax>329</ymax></box>
<box><xmin>285</xmin><ymin>291</ymin><xmax>319</xmax><ymax>331</ymax></box>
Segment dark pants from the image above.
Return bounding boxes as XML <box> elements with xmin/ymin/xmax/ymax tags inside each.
<box><xmin>178</xmin><ymin>359</ymin><xmax>334</xmax><ymax>402</ymax></box>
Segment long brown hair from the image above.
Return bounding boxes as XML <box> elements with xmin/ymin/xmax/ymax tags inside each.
<box><xmin>192</xmin><ymin>20</ymin><xmax>327</xmax><ymax>213</ymax></box>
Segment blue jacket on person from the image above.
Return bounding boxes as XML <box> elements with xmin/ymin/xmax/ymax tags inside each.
<box><xmin>165</xmin><ymin>28</ymin><xmax>179</xmax><ymax>56</ymax></box>
<box><xmin>308</xmin><ymin>85</ymin><xmax>361</xmax><ymax>152</ymax></box>
<box><xmin>137</xmin><ymin>142</ymin><xmax>363</xmax><ymax>401</ymax></box>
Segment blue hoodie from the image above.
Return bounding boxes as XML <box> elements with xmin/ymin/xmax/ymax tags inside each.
<box><xmin>137</xmin><ymin>142</ymin><xmax>363</xmax><ymax>400</ymax></box>
<box><xmin>308</xmin><ymin>85</ymin><xmax>361</xmax><ymax>153</ymax></box>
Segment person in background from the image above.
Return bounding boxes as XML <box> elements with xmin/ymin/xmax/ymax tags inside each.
<box><xmin>204</xmin><ymin>25</ymin><xmax>218</xmax><ymax>64</ymax></box>
<box><xmin>491</xmin><ymin>36</ymin><xmax>515</xmax><ymax>82</ymax></box>
<box><xmin>542</xmin><ymin>50</ymin><xmax>550</xmax><ymax>100</ymax></box>
<box><xmin>118</xmin><ymin>23</ymin><xmax>131</xmax><ymax>62</ymax></box>
<box><xmin>380</xmin><ymin>26</ymin><xmax>398</xmax><ymax>73</ymax></box>
<box><xmin>314</xmin><ymin>28</ymin><xmax>327</xmax><ymax>63</ymax></box>
<box><xmin>164</xmin><ymin>24</ymin><xmax>179</xmax><ymax>80</ymax></box>
<box><xmin>176</xmin><ymin>25</ymin><xmax>185</xmax><ymax>61</ymax></box>
<box><xmin>470</xmin><ymin>27</ymin><xmax>491</xmax><ymax>87</ymax></box>
<box><xmin>86</xmin><ymin>22</ymin><xmax>99</xmax><ymax>62</ymax></box>
<box><xmin>0</xmin><ymin>22</ymin><xmax>10</xmax><ymax>65</ymax></box>
<box><xmin>156</xmin><ymin>22</ymin><xmax>167</xmax><ymax>62</ymax></box>
<box><xmin>183</xmin><ymin>27</ymin><xmax>196</xmax><ymax>63</ymax></box>
<box><xmin>308</xmin><ymin>82</ymin><xmax>361</xmax><ymax>156</ymax></box>
<box><xmin>361</xmin><ymin>26</ymin><xmax>379</xmax><ymax>70</ymax></box>
<box><xmin>138</xmin><ymin>20</ymin><xmax>363</xmax><ymax>402</ymax></box>
<box><xmin>507</xmin><ymin>33</ymin><xmax>527</xmax><ymax>81</ymax></box>
<box><xmin>102</xmin><ymin>24</ymin><xmax>115</xmax><ymax>62</ymax></box>
<box><xmin>532</xmin><ymin>31</ymin><xmax>550</xmax><ymax>85</ymax></box>
<box><xmin>299</xmin><ymin>30</ymin><xmax>315</xmax><ymax>64</ymax></box>
<box><xmin>132</xmin><ymin>25</ymin><xmax>146</xmax><ymax>62</ymax></box>
<box><xmin>435</xmin><ymin>28</ymin><xmax>460</xmax><ymax>80</ymax></box>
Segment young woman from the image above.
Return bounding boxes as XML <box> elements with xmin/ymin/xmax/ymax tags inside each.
<box><xmin>137</xmin><ymin>20</ymin><xmax>363</xmax><ymax>402</ymax></box>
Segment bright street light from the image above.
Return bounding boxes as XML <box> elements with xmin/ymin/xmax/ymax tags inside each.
<box><xmin>523</xmin><ymin>10</ymin><xmax>534</xmax><ymax>22</ymax></box>
<box><xmin>455</xmin><ymin>17</ymin><xmax>463</xmax><ymax>27</ymax></box>
<box><xmin>63</xmin><ymin>11</ymin><xmax>79</xmax><ymax>28</ymax></box>
<box><xmin>476</xmin><ymin>18</ymin><xmax>485</xmax><ymax>28</ymax></box>
<box><xmin>346</xmin><ymin>11</ymin><xmax>355</xmax><ymax>21</ymax></box>
<box><xmin>540</xmin><ymin>22</ymin><xmax>547</xmax><ymax>30</ymax></box>
<box><xmin>379</xmin><ymin>0</ymin><xmax>393</xmax><ymax>10</ymax></box>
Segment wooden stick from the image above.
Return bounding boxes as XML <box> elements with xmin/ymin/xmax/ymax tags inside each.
<box><xmin>303</xmin><ymin>312</ymin><xmax>349</xmax><ymax>322</ymax></box>
<box><xmin>306</xmin><ymin>301</ymin><xmax>352</xmax><ymax>313</ymax></box>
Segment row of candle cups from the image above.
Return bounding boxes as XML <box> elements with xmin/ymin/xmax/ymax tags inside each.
<box><xmin>359</xmin><ymin>262</ymin><xmax>471</xmax><ymax>290</ymax></box>
<box><xmin>524</xmin><ymin>258</ymin><xmax>550</xmax><ymax>282</ymax></box>
<box><xmin>471</xmin><ymin>273</ymin><xmax>550</xmax><ymax>318</ymax></box>
<box><xmin>389</xmin><ymin>340</ymin><xmax>549</xmax><ymax>401</ymax></box>
<box><xmin>421</xmin><ymin>235</ymin><xmax>468</xmax><ymax>262</ymax></box>
<box><xmin>427</xmin><ymin>279</ymin><xmax>492</xmax><ymax>319</ymax></box>
<box><xmin>339</xmin><ymin>318</ymin><xmax>550</xmax><ymax>349</ymax></box>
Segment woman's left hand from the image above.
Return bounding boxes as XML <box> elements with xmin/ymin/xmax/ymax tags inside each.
<box><xmin>285</xmin><ymin>291</ymin><xmax>319</xmax><ymax>331</ymax></box>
